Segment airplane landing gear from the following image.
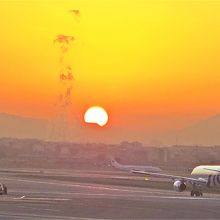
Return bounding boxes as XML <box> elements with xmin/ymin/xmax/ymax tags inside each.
<box><xmin>0</xmin><ymin>183</ymin><xmax>7</xmax><ymax>195</ymax></box>
<box><xmin>191</xmin><ymin>184</ymin><xmax>203</xmax><ymax>197</ymax></box>
<box><xmin>191</xmin><ymin>190</ymin><xmax>203</xmax><ymax>197</ymax></box>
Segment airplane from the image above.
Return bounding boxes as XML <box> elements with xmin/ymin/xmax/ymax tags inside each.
<box><xmin>110</xmin><ymin>158</ymin><xmax>162</xmax><ymax>173</ymax></box>
<box><xmin>111</xmin><ymin>158</ymin><xmax>220</xmax><ymax>197</ymax></box>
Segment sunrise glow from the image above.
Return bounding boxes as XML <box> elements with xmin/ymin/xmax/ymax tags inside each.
<box><xmin>1</xmin><ymin>0</ymin><xmax>220</xmax><ymax>143</ymax></box>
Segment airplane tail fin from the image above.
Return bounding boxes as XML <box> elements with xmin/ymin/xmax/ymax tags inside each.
<box><xmin>110</xmin><ymin>157</ymin><xmax>121</xmax><ymax>169</ymax></box>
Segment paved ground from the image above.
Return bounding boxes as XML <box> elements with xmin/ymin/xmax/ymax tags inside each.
<box><xmin>0</xmin><ymin>170</ymin><xmax>220</xmax><ymax>219</ymax></box>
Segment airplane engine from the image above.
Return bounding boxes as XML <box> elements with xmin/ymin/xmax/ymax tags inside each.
<box><xmin>173</xmin><ymin>180</ymin><xmax>186</xmax><ymax>192</ymax></box>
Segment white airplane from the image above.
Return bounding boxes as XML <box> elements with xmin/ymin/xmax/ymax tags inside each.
<box><xmin>111</xmin><ymin>158</ymin><xmax>220</xmax><ymax>197</ymax></box>
<box><xmin>110</xmin><ymin>158</ymin><xmax>162</xmax><ymax>173</ymax></box>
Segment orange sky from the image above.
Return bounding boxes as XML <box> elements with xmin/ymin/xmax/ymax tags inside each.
<box><xmin>1</xmin><ymin>0</ymin><xmax>220</xmax><ymax>142</ymax></box>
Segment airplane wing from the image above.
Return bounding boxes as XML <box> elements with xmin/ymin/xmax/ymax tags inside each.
<box><xmin>131</xmin><ymin>170</ymin><xmax>207</xmax><ymax>185</ymax></box>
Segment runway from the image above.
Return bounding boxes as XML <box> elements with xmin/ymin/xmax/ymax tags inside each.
<box><xmin>1</xmin><ymin>170</ymin><xmax>220</xmax><ymax>219</ymax></box>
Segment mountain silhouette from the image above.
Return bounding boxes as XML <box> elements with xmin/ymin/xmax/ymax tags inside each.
<box><xmin>0</xmin><ymin>113</ymin><xmax>47</xmax><ymax>140</ymax></box>
<box><xmin>164</xmin><ymin>114</ymin><xmax>220</xmax><ymax>146</ymax></box>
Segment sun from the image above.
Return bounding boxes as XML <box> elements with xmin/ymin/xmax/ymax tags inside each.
<box><xmin>84</xmin><ymin>106</ymin><xmax>108</xmax><ymax>127</ymax></box>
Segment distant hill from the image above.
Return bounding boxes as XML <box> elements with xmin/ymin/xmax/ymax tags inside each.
<box><xmin>0</xmin><ymin>112</ymin><xmax>126</xmax><ymax>143</ymax></box>
<box><xmin>2</xmin><ymin>112</ymin><xmax>220</xmax><ymax>146</ymax></box>
<box><xmin>164</xmin><ymin>114</ymin><xmax>220</xmax><ymax>146</ymax></box>
<box><xmin>0</xmin><ymin>112</ymin><xmax>152</xmax><ymax>144</ymax></box>
<box><xmin>0</xmin><ymin>113</ymin><xmax>48</xmax><ymax>140</ymax></box>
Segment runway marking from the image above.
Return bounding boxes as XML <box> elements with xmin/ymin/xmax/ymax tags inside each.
<box><xmin>10</xmin><ymin>192</ymin><xmax>220</xmax><ymax>202</ymax></box>
<box><xmin>41</xmin><ymin>208</ymin><xmax>60</xmax><ymax>212</ymax></box>
<box><xmin>0</xmin><ymin>211</ymin><xmax>109</xmax><ymax>220</ymax></box>
<box><xmin>2</xmin><ymin>177</ymin><xmax>172</xmax><ymax>194</ymax></box>
<box><xmin>24</xmin><ymin>197</ymin><xmax>70</xmax><ymax>201</ymax></box>
<box><xmin>13</xmin><ymin>195</ymin><xmax>26</xmax><ymax>200</ymax></box>
<box><xmin>4</xmin><ymin>177</ymin><xmax>220</xmax><ymax>201</ymax></box>
<box><xmin>13</xmin><ymin>197</ymin><xmax>70</xmax><ymax>201</ymax></box>
<box><xmin>135</xmin><ymin>195</ymin><xmax>220</xmax><ymax>201</ymax></box>
<box><xmin>54</xmin><ymin>192</ymin><xmax>220</xmax><ymax>201</ymax></box>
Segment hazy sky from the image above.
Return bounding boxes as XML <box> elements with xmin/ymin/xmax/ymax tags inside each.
<box><xmin>1</xmin><ymin>0</ymin><xmax>220</xmax><ymax>142</ymax></box>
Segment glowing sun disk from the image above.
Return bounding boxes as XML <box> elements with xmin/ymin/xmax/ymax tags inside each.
<box><xmin>84</xmin><ymin>106</ymin><xmax>108</xmax><ymax>127</ymax></box>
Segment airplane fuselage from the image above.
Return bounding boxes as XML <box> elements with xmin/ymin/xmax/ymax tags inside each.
<box><xmin>191</xmin><ymin>165</ymin><xmax>220</xmax><ymax>188</ymax></box>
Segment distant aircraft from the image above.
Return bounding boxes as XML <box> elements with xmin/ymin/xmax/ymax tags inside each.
<box><xmin>111</xmin><ymin>158</ymin><xmax>162</xmax><ymax>173</ymax></box>
<box><xmin>113</xmin><ymin>160</ymin><xmax>220</xmax><ymax>197</ymax></box>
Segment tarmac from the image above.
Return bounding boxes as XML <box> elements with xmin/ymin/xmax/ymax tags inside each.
<box><xmin>0</xmin><ymin>169</ymin><xmax>220</xmax><ymax>219</ymax></box>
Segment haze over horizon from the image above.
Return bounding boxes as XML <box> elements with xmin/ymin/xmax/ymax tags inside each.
<box><xmin>1</xmin><ymin>111</ymin><xmax>220</xmax><ymax>146</ymax></box>
<box><xmin>1</xmin><ymin>0</ymin><xmax>220</xmax><ymax>145</ymax></box>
